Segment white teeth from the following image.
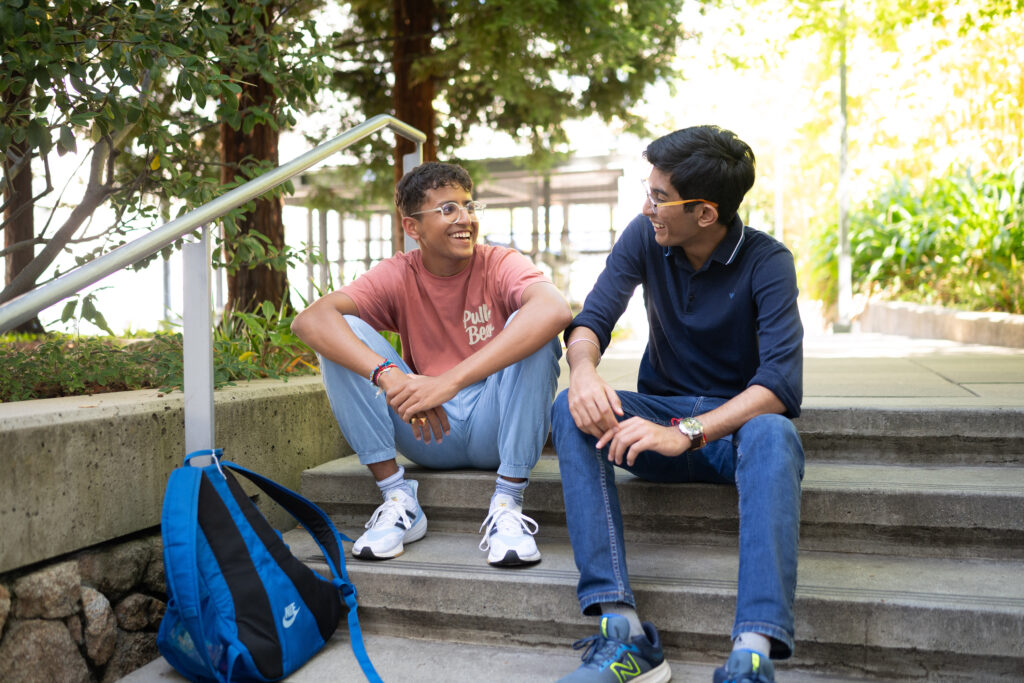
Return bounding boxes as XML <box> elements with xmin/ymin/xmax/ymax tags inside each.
<box><xmin>451</xmin><ymin>231</ymin><xmax>471</xmax><ymax>239</ymax></box>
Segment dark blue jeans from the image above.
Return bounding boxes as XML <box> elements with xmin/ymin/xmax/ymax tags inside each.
<box><xmin>551</xmin><ymin>389</ymin><xmax>804</xmax><ymax>658</ymax></box>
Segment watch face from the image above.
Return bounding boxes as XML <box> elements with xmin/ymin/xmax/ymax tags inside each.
<box><xmin>679</xmin><ymin>417</ymin><xmax>702</xmax><ymax>437</ymax></box>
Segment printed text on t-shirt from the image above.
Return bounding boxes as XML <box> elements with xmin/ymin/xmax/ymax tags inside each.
<box><xmin>464</xmin><ymin>303</ymin><xmax>494</xmax><ymax>345</ymax></box>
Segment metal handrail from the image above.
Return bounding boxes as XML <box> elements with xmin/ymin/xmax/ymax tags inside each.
<box><xmin>0</xmin><ymin>114</ymin><xmax>425</xmax><ymax>462</ymax></box>
<box><xmin>0</xmin><ymin>114</ymin><xmax>424</xmax><ymax>332</ymax></box>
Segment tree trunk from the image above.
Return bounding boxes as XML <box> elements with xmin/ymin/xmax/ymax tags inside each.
<box><xmin>220</xmin><ymin>76</ymin><xmax>289</xmax><ymax>315</ymax></box>
<box><xmin>391</xmin><ymin>0</ymin><xmax>438</xmax><ymax>253</ymax></box>
<box><xmin>2</xmin><ymin>139</ymin><xmax>44</xmax><ymax>333</ymax></box>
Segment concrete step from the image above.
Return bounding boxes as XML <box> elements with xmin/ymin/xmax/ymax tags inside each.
<box><xmin>301</xmin><ymin>455</ymin><xmax>1024</xmax><ymax>560</ymax></box>
<box><xmin>793</xmin><ymin>406</ymin><xmax>1024</xmax><ymax>466</ymax></box>
<box><xmin>123</xmin><ymin>630</ymin><xmax>888</xmax><ymax>682</ymax></box>
<box><xmin>279</xmin><ymin>529</ymin><xmax>1024</xmax><ymax>682</ymax></box>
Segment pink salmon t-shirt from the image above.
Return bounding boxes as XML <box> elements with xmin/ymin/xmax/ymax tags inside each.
<box><xmin>340</xmin><ymin>245</ymin><xmax>550</xmax><ymax>376</ymax></box>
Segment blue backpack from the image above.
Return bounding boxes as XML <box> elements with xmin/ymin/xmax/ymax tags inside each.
<box><xmin>157</xmin><ymin>449</ymin><xmax>382</xmax><ymax>682</ymax></box>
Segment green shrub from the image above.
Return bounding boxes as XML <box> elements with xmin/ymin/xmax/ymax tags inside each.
<box><xmin>0</xmin><ymin>300</ymin><xmax>319</xmax><ymax>403</ymax></box>
<box><xmin>806</xmin><ymin>161</ymin><xmax>1024</xmax><ymax>314</ymax></box>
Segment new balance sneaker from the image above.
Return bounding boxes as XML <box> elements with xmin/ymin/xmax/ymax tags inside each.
<box><xmin>557</xmin><ymin>615</ymin><xmax>671</xmax><ymax>682</ymax></box>
<box><xmin>351</xmin><ymin>480</ymin><xmax>427</xmax><ymax>560</ymax></box>
<box><xmin>712</xmin><ymin>649</ymin><xmax>775</xmax><ymax>683</ymax></box>
<box><xmin>477</xmin><ymin>493</ymin><xmax>541</xmax><ymax>566</ymax></box>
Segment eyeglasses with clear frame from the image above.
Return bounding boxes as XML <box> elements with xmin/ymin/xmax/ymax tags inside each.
<box><xmin>409</xmin><ymin>200</ymin><xmax>486</xmax><ymax>223</ymax></box>
<box><xmin>641</xmin><ymin>179</ymin><xmax>717</xmax><ymax>215</ymax></box>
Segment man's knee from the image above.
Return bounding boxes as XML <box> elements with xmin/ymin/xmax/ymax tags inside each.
<box><xmin>552</xmin><ymin>389</ymin><xmax>572</xmax><ymax>423</ymax></box>
<box><xmin>737</xmin><ymin>414</ymin><xmax>805</xmax><ymax>477</ymax></box>
<box><xmin>520</xmin><ymin>335</ymin><xmax>563</xmax><ymax>372</ymax></box>
<box><xmin>342</xmin><ymin>314</ymin><xmax>377</xmax><ymax>342</ymax></box>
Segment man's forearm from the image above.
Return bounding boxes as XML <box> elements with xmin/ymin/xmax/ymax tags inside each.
<box><xmin>695</xmin><ymin>384</ymin><xmax>786</xmax><ymax>444</ymax></box>
<box><xmin>443</xmin><ymin>285</ymin><xmax>571</xmax><ymax>390</ymax></box>
<box><xmin>292</xmin><ymin>299</ymin><xmax>383</xmax><ymax>380</ymax></box>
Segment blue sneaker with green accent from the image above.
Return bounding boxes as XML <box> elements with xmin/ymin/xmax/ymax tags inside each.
<box><xmin>712</xmin><ymin>649</ymin><xmax>775</xmax><ymax>683</ymax></box>
<box><xmin>557</xmin><ymin>614</ymin><xmax>671</xmax><ymax>682</ymax></box>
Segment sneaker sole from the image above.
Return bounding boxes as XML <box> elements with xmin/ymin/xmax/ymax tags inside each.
<box><xmin>637</xmin><ymin>660</ymin><xmax>672</xmax><ymax>682</ymax></box>
<box><xmin>488</xmin><ymin>549</ymin><xmax>542</xmax><ymax>567</ymax></box>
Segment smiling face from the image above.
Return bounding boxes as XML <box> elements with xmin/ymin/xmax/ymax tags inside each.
<box><xmin>642</xmin><ymin>166</ymin><xmax>724</xmax><ymax>257</ymax></box>
<box><xmin>403</xmin><ymin>185</ymin><xmax>478</xmax><ymax>277</ymax></box>
<box><xmin>643</xmin><ymin>167</ymin><xmax>701</xmax><ymax>249</ymax></box>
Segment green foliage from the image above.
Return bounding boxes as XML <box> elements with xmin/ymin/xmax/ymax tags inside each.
<box><xmin>806</xmin><ymin>161</ymin><xmax>1024</xmax><ymax>314</ymax></box>
<box><xmin>0</xmin><ymin>299</ymin><xmax>318</xmax><ymax>402</ymax></box>
<box><xmin>0</xmin><ymin>335</ymin><xmax>174</xmax><ymax>402</ymax></box>
<box><xmin>0</xmin><ymin>0</ymin><xmax>336</xmax><ymax>302</ymax></box>
<box><xmin>328</xmin><ymin>0</ymin><xmax>686</xmax><ymax>186</ymax></box>
<box><xmin>56</xmin><ymin>289</ymin><xmax>116</xmax><ymax>336</ymax></box>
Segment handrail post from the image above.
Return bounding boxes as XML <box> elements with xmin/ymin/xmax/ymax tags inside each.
<box><xmin>182</xmin><ymin>226</ymin><xmax>216</xmax><ymax>466</ymax></box>
<box><xmin>402</xmin><ymin>143</ymin><xmax>424</xmax><ymax>252</ymax></box>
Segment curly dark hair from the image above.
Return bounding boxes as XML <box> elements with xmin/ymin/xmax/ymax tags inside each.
<box><xmin>643</xmin><ymin>126</ymin><xmax>756</xmax><ymax>225</ymax></box>
<box><xmin>394</xmin><ymin>162</ymin><xmax>474</xmax><ymax>218</ymax></box>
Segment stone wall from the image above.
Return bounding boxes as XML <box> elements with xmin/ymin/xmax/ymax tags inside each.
<box><xmin>0</xmin><ymin>376</ymin><xmax>353</xmax><ymax>679</ymax></box>
<box><xmin>860</xmin><ymin>300</ymin><xmax>1024</xmax><ymax>348</ymax></box>
<box><xmin>0</xmin><ymin>376</ymin><xmax>349</xmax><ymax>574</ymax></box>
<box><xmin>0</xmin><ymin>531</ymin><xmax>165</xmax><ymax>682</ymax></box>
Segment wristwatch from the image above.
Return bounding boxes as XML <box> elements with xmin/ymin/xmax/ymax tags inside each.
<box><xmin>676</xmin><ymin>417</ymin><xmax>707</xmax><ymax>451</ymax></box>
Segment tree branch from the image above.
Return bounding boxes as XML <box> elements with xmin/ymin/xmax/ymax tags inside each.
<box><xmin>0</xmin><ymin>237</ymin><xmax>44</xmax><ymax>259</ymax></box>
<box><xmin>0</xmin><ymin>136</ymin><xmax>117</xmax><ymax>305</ymax></box>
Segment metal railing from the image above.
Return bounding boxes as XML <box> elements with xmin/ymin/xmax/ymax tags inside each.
<box><xmin>0</xmin><ymin>114</ymin><xmax>425</xmax><ymax>465</ymax></box>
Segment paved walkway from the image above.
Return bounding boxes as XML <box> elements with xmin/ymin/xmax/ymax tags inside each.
<box><xmin>559</xmin><ymin>324</ymin><xmax>1024</xmax><ymax>411</ymax></box>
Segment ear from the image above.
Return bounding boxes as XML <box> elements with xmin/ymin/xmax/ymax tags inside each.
<box><xmin>696</xmin><ymin>202</ymin><xmax>719</xmax><ymax>228</ymax></box>
<box><xmin>401</xmin><ymin>215</ymin><xmax>421</xmax><ymax>241</ymax></box>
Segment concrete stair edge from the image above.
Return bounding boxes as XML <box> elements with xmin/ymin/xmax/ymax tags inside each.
<box><xmin>299</xmin><ymin>456</ymin><xmax>1024</xmax><ymax>560</ymax></box>
<box><xmin>280</xmin><ymin>529</ymin><xmax>1024</xmax><ymax>672</ymax></box>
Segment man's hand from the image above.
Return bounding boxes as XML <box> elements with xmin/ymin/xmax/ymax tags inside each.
<box><xmin>379</xmin><ymin>371</ymin><xmax>453</xmax><ymax>442</ymax></box>
<box><xmin>597</xmin><ymin>416</ymin><xmax>690</xmax><ymax>467</ymax></box>
<box><xmin>568</xmin><ymin>364</ymin><xmax>625</xmax><ymax>439</ymax></box>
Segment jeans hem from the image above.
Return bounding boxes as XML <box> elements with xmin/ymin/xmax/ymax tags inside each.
<box><xmin>579</xmin><ymin>591</ymin><xmax>636</xmax><ymax>616</ymax></box>
<box><xmin>732</xmin><ymin>621</ymin><xmax>794</xmax><ymax>659</ymax></box>
<box><xmin>496</xmin><ymin>463</ymin><xmax>535</xmax><ymax>480</ymax></box>
<box><xmin>355</xmin><ymin>448</ymin><xmax>399</xmax><ymax>466</ymax></box>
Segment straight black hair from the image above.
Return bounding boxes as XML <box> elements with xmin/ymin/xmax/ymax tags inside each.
<box><xmin>643</xmin><ymin>125</ymin><xmax>756</xmax><ymax>225</ymax></box>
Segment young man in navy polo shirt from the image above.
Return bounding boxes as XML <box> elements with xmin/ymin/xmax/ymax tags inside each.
<box><xmin>553</xmin><ymin>126</ymin><xmax>804</xmax><ymax>683</ymax></box>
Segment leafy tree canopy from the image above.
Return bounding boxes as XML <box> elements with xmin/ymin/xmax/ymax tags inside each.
<box><xmin>326</xmin><ymin>0</ymin><xmax>686</xmax><ymax>176</ymax></box>
<box><xmin>1</xmin><ymin>0</ymin><xmax>333</xmax><ymax>311</ymax></box>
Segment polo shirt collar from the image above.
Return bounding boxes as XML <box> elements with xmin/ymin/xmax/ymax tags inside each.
<box><xmin>663</xmin><ymin>214</ymin><xmax>746</xmax><ymax>268</ymax></box>
<box><xmin>711</xmin><ymin>214</ymin><xmax>746</xmax><ymax>266</ymax></box>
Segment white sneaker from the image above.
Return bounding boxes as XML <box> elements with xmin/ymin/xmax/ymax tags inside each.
<box><xmin>352</xmin><ymin>480</ymin><xmax>427</xmax><ymax>560</ymax></box>
<box><xmin>478</xmin><ymin>493</ymin><xmax>541</xmax><ymax>566</ymax></box>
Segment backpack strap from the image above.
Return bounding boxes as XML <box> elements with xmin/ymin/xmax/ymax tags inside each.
<box><xmin>216</xmin><ymin>458</ymin><xmax>382</xmax><ymax>683</ymax></box>
<box><xmin>161</xmin><ymin>459</ymin><xmax>228</xmax><ymax>681</ymax></box>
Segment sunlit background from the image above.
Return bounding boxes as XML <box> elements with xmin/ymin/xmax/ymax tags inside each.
<box><xmin>27</xmin><ymin>0</ymin><xmax>1024</xmax><ymax>337</ymax></box>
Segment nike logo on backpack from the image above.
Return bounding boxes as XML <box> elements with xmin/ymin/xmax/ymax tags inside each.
<box><xmin>282</xmin><ymin>602</ymin><xmax>300</xmax><ymax>628</ymax></box>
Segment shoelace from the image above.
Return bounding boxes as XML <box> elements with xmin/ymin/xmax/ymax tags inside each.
<box><xmin>365</xmin><ymin>495</ymin><xmax>415</xmax><ymax>531</ymax></box>
<box><xmin>477</xmin><ymin>505</ymin><xmax>539</xmax><ymax>551</ymax></box>
<box><xmin>571</xmin><ymin>632</ymin><xmax>628</xmax><ymax>666</ymax></box>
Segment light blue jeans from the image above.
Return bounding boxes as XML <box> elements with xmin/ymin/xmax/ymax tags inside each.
<box><xmin>319</xmin><ymin>315</ymin><xmax>562</xmax><ymax>480</ymax></box>
<box><xmin>551</xmin><ymin>389</ymin><xmax>804</xmax><ymax>659</ymax></box>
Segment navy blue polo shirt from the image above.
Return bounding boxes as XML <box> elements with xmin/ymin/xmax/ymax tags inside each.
<box><xmin>567</xmin><ymin>213</ymin><xmax>804</xmax><ymax>418</ymax></box>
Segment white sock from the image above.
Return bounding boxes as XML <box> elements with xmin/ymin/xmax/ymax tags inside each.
<box><xmin>599</xmin><ymin>602</ymin><xmax>644</xmax><ymax>639</ymax></box>
<box><xmin>493</xmin><ymin>476</ymin><xmax>528</xmax><ymax>507</ymax></box>
<box><xmin>376</xmin><ymin>465</ymin><xmax>413</xmax><ymax>499</ymax></box>
<box><xmin>733</xmin><ymin>632</ymin><xmax>771</xmax><ymax>658</ymax></box>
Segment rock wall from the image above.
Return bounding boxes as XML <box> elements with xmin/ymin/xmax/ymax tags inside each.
<box><xmin>0</xmin><ymin>532</ymin><xmax>165</xmax><ymax>682</ymax></box>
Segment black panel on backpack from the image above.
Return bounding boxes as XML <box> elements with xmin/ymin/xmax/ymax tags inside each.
<box><xmin>228</xmin><ymin>467</ymin><xmax>345</xmax><ymax>577</ymax></box>
<box><xmin>198</xmin><ymin>473</ymin><xmax>283</xmax><ymax>679</ymax></box>
<box><xmin>222</xmin><ymin>470</ymin><xmax>343</xmax><ymax>641</ymax></box>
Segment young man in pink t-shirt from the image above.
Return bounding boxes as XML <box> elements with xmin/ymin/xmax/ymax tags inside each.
<box><xmin>292</xmin><ymin>162</ymin><xmax>571</xmax><ymax>566</ymax></box>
